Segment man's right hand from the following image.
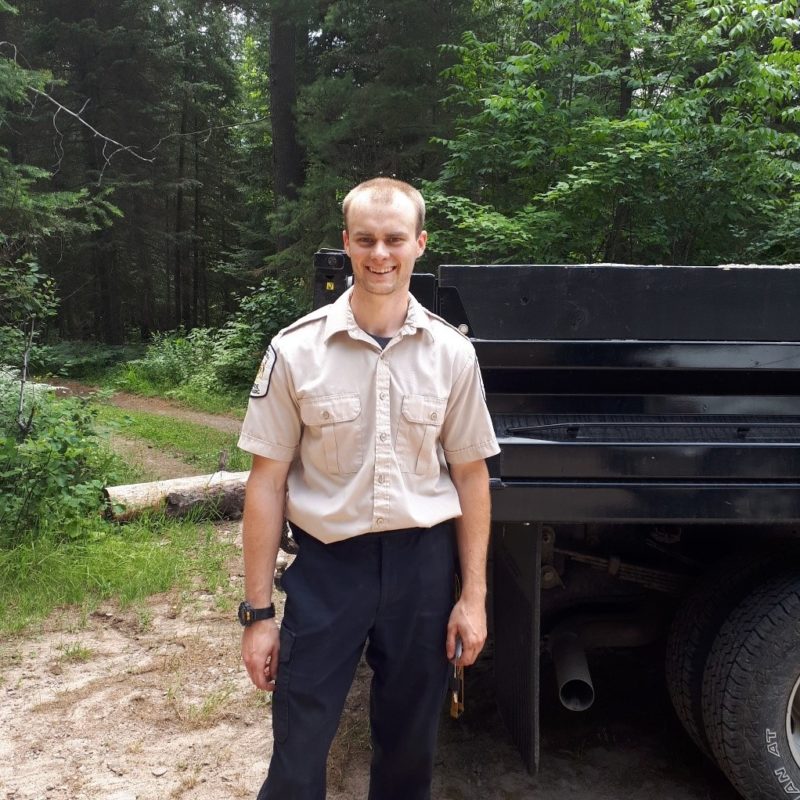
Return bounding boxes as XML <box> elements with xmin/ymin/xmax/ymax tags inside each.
<box><xmin>242</xmin><ymin>619</ymin><xmax>280</xmax><ymax>691</ymax></box>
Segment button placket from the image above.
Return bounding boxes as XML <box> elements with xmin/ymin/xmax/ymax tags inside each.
<box><xmin>373</xmin><ymin>357</ymin><xmax>393</xmax><ymax>529</ymax></box>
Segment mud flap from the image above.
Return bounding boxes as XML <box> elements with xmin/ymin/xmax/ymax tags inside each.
<box><xmin>492</xmin><ymin>522</ymin><xmax>542</xmax><ymax>774</ymax></box>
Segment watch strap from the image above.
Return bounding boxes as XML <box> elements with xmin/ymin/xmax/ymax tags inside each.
<box><xmin>238</xmin><ymin>601</ymin><xmax>276</xmax><ymax>626</ymax></box>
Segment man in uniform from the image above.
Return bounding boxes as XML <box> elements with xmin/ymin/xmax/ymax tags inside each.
<box><xmin>237</xmin><ymin>177</ymin><xmax>500</xmax><ymax>800</ymax></box>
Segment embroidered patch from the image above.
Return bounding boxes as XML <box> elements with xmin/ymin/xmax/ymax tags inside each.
<box><xmin>250</xmin><ymin>345</ymin><xmax>277</xmax><ymax>398</ymax></box>
<box><xmin>476</xmin><ymin>360</ymin><xmax>487</xmax><ymax>402</ymax></box>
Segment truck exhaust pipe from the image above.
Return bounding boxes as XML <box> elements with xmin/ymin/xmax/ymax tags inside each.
<box><xmin>548</xmin><ymin>631</ymin><xmax>595</xmax><ymax>711</ymax></box>
<box><xmin>547</xmin><ymin>608</ymin><xmax>663</xmax><ymax>712</ymax></box>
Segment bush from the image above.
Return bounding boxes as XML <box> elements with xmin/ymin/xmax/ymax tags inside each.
<box><xmin>31</xmin><ymin>340</ymin><xmax>146</xmax><ymax>381</ymax></box>
<box><xmin>114</xmin><ymin>329</ymin><xmax>217</xmax><ymax>395</ymax></box>
<box><xmin>0</xmin><ymin>372</ymin><xmax>123</xmax><ymax>547</ymax></box>
<box><xmin>209</xmin><ymin>277</ymin><xmax>307</xmax><ymax>389</ymax></box>
<box><xmin>114</xmin><ymin>277</ymin><xmax>307</xmax><ymax>406</ymax></box>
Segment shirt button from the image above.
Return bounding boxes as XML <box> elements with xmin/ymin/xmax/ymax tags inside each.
<box><xmin>378</xmin><ymin>475</ymin><xmax>385</xmax><ymax>484</ymax></box>
<box><xmin>322</xmin><ymin>410</ymin><xmax>330</xmax><ymax>420</ymax></box>
<box><xmin>379</xmin><ymin>432</ymin><xmax>387</xmax><ymax>442</ymax></box>
<box><xmin>376</xmin><ymin>517</ymin><xmax>384</xmax><ymax>526</ymax></box>
<box><xmin>380</xmin><ymin>392</ymin><xmax>387</xmax><ymax>401</ymax></box>
<box><xmin>430</xmin><ymin>412</ymin><xmax>438</xmax><ymax>421</ymax></box>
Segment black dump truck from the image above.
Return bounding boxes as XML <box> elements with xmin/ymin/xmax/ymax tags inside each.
<box><xmin>313</xmin><ymin>252</ymin><xmax>800</xmax><ymax>800</ymax></box>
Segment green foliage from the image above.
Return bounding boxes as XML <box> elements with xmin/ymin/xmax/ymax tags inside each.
<box><xmin>212</xmin><ymin>277</ymin><xmax>306</xmax><ymax>388</ymax></box>
<box><xmin>0</xmin><ymin>257</ymin><xmax>58</xmax><ymax>370</ymax></box>
<box><xmin>1</xmin><ymin>4</ymin><xmax>122</xmax><ymax>372</ymax></box>
<box><xmin>114</xmin><ymin>277</ymin><xmax>306</xmax><ymax>407</ymax></box>
<box><xmin>0</xmin><ymin>375</ymin><xmax>127</xmax><ymax>547</ymax></box>
<box><xmin>260</xmin><ymin>0</ymin><xmax>474</xmax><ymax>272</ymax></box>
<box><xmin>31</xmin><ymin>341</ymin><xmax>145</xmax><ymax>381</ymax></box>
<box><xmin>3</xmin><ymin>0</ymin><xmax>244</xmax><ymax>341</ymax></box>
<box><xmin>430</xmin><ymin>0</ymin><xmax>800</xmax><ymax>266</ymax></box>
<box><xmin>115</xmin><ymin>329</ymin><xmax>216</xmax><ymax>395</ymax></box>
<box><xmin>0</xmin><ymin>257</ymin><xmax>56</xmax><ymax>332</ymax></box>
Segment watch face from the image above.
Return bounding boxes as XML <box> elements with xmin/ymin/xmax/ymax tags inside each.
<box><xmin>238</xmin><ymin>602</ymin><xmax>274</xmax><ymax>626</ymax></box>
<box><xmin>238</xmin><ymin>602</ymin><xmax>252</xmax><ymax>626</ymax></box>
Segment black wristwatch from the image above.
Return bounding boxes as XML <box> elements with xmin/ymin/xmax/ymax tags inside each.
<box><xmin>238</xmin><ymin>601</ymin><xmax>276</xmax><ymax>626</ymax></box>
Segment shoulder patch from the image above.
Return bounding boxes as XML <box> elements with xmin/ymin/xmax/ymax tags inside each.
<box><xmin>250</xmin><ymin>344</ymin><xmax>277</xmax><ymax>398</ymax></box>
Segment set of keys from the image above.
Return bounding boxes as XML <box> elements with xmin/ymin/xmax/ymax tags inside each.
<box><xmin>450</xmin><ymin>636</ymin><xmax>465</xmax><ymax>719</ymax></box>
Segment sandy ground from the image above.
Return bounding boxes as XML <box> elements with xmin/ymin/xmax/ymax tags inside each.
<box><xmin>0</xmin><ymin>388</ymin><xmax>742</xmax><ymax>799</ymax></box>
<box><xmin>0</xmin><ymin>537</ymin><xmax>739</xmax><ymax>800</ymax></box>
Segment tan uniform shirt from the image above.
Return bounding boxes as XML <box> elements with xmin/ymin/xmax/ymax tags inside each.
<box><xmin>238</xmin><ymin>288</ymin><xmax>500</xmax><ymax>544</ymax></box>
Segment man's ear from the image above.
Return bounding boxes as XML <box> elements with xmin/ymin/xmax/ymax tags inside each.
<box><xmin>342</xmin><ymin>229</ymin><xmax>350</xmax><ymax>255</ymax></box>
<box><xmin>416</xmin><ymin>230</ymin><xmax>428</xmax><ymax>259</ymax></box>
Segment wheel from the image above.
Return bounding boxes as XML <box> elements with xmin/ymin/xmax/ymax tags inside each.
<box><xmin>702</xmin><ymin>571</ymin><xmax>800</xmax><ymax>800</ymax></box>
<box><xmin>665</xmin><ymin>552</ymin><xmax>783</xmax><ymax>756</ymax></box>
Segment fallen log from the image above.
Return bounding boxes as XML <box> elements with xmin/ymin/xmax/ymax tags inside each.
<box><xmin>105</xmin><ymin>471</ymin><xmax>250</xmax><ymax>521</ymax></box>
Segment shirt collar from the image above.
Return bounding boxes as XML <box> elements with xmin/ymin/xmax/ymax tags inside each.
<box><xmin>323</xmin><ymin>287</ymin><xmax>434</xmax><ymax>343</ymax></box>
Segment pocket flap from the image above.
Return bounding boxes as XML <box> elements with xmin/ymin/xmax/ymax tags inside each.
<box><xmin>299</xmin><ymin>394</ymin><xmax>361</xmax><ymax>426</ymax></box>
<box><xmin>401</xmin><ymin>395</ymin><xmax>447</xmax><ymax>425</ymax></box>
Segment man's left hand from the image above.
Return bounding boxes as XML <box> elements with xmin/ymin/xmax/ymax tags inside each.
<box><xmin>446</xmin><ymin>596</ymin><xmax>487</xmax><ymax>667</ymax></box>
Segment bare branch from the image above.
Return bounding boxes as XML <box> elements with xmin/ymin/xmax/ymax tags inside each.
<box><xmin>28</xmin><ymin>87</ymin><xmax>157</xmax><ymax>182</ymax></box>
<box><xmin>146</xmin><ymin>118</ymin><xmax>266</xmax><ymax>153</ymax></box>
<box><xmin>3</xmin><ymin>39</ymin><xmax>266</xmax><ymax>181</ymax></box>
<box><xmin>16</xmin><ymin>316</ymin><xmax>35</xmax><ymax>437</ymax></box>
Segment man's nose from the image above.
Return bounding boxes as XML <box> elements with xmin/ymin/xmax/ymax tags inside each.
<box><xmin>372</xmin><ymin>240</ymin><xmax>389</xmax><ymax>258</ymax></box>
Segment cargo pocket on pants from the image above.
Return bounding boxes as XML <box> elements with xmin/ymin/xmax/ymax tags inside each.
<box><xmin>273</xmin><ymin>626</ymin><xmax>296</xmax><ymax>744</ymax></box>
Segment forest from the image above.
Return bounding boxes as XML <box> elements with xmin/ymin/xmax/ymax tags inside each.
<box><xmin>2</xmin><ymin>0</ymin><xmax>799</xmax><ymax>346</ymax></box>
<box><xmin>0</xmin><ymin>0</ymin><xmax>799</xmax><ymax>599</ymax></box>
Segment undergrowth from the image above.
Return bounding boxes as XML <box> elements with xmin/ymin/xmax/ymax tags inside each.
<box><xmin>32</xmin><ymin>341</ymin><xmax>146</xmax><ymax>383</ymax></box>
<box><xmin>111</xmin><ymin>277</ymin><xmax>305</xmax><ymax>413</ymax></box>
<box><xmin>0</xmin><ymin>374</ymin><xmax>237</xmax><ymax>636</ymax></box>
<box><xmin>0</xmin><ymin>375</ymin><xmax>135</xmax><ymax>547</ymax></box>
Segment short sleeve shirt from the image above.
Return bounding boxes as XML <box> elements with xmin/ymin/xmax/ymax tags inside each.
<box><xmin>238</xmin><ymin>288</ymin><xmax>500</xmax><ymax>544</ymax></box>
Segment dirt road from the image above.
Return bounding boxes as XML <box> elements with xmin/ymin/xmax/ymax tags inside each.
<box><xmin>0</xmin><ymin>392</ymin><xmax>739</xmax><ymax>799</ymax></box>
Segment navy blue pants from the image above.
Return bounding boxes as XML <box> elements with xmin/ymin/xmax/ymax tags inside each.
<box><xmin>257</xmin><ymin>521</ymin><xmax>456</xmax><ymax>800</ymax></box>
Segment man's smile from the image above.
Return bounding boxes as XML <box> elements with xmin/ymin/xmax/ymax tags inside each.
<box><xmin>367</xmin><ymin>266</ymin><xmax>396</xmax><ymax>274</ymax></box>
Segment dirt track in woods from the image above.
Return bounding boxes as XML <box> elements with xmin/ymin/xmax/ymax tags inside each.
<box><xmin>0</xmin><ymin>389</ymin><xmax>740</xmax><ymax>799</ymax></box>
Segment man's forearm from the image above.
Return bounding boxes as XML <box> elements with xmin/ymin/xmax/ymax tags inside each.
<box><xmin>447</xmin><ymin>459</ymin><xmax>491</xmax><ymax>665</ymax></box>
<box><xmin>451</xmin><ymin>460</ymin><xmax>491</xmax><ymax>601</ymax></box>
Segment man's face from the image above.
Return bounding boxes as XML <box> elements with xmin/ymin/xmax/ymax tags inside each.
<box><xmin>343</xmin><ymin>193</ymin><xmax>427</xmax><ymax>298</ymax></box>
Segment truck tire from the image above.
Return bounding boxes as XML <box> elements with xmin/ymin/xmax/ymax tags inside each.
<box><xmin>665</xmin><ymin>552</ymin><xmax>783</xmax><ymax>756</ymax></box>
<box><xmin>702</xmin><ymin>572</ymin><xmax>800</xmax><ymax>800</ymax></box>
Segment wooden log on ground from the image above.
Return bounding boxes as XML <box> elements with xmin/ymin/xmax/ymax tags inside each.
<box><xmin>105</xmin><ymin>471</ymin><xmax>250</xmax><ymax>521</ymax></box>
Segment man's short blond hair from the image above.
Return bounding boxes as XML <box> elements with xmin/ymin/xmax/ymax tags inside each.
<box><xmin>342</xmin><ymin>177</ymin><xmax>426</xmax><ymax>236</ymax></box>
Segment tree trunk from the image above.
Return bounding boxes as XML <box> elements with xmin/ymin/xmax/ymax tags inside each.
<box><xmin>603</xmin><ymin>44</ymin><xmax>635</xmax><ymax>263</ymax></box>
<box><xmin>270</xmin><ymin>1</ymin><xmax>305</xmax><ymax>231</ymax></box>
<box><xmin>105</xmin><ymin>471</ymin><xmax>250</xmax><ymax>521</ymax></box>
<box><xmin>192</xmin><ymin>126</ymin><xmax>201</xmax><ymax>329</ymax></box>
<box><xmin>174</xmin><ymin>101</ymin><xmax>188</xmax><ymax>328</ymax></box>
<box><xmin>133</xmin><ymin>194</ymin><xmax>155</xmax><ymax>339</ymax></box>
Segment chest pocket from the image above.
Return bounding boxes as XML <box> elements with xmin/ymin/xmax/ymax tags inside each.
<box><xmin>396</xmin><ymin>395</ymin><xmax>447</xmax><ymax>477</ymax></box>
<box><xmin>299</xmin><ymin>394</ymin><xmax>363</xmax><ymax>475</ymax></box>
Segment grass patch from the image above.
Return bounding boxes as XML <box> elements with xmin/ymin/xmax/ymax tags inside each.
<box><xmin>93</xmin><ymin>404</ymin><xmax>250</xmax><ymax>473</ymax></box>
<box><xmin>176</xmin><ymin>684</ymin><xmax>237</xmax><ymax>728</ymax></box>
<box><xmin>57</xmin><ymin>642</ymin><xmax>93</xmax><ymax>663</ymax></box>
<box><xmin>0</xmin><ymin>517</ymin><xmax>235</xmax><ymax>635</ymax></box>
<box><xmin>108</xmin><ymin>367</ymin><xmax>248</xmax><ymax>416</ymax></box>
